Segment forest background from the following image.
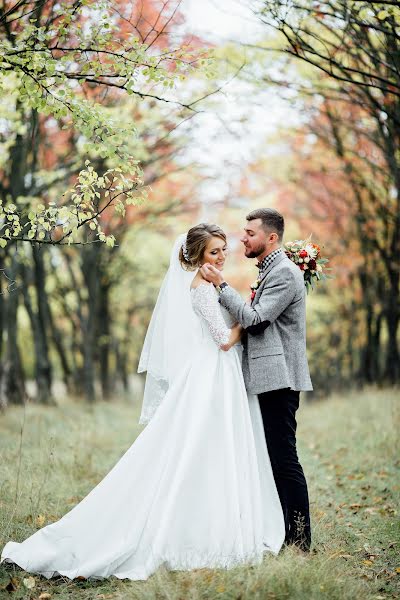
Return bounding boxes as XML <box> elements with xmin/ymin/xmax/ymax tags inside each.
<box><xmin>0</xmin><ymin>0</ymin><xmax>399</xmax><ymax>407</ymax></box>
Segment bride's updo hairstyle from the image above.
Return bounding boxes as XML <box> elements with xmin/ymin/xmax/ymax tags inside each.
<box><xmin>179</xmin><ymin>223</ymin><xmax>226</xmax><ymax>271</ymax></box>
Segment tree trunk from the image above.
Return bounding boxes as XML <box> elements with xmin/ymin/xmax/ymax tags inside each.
<box><xmin>115</xmin><ymin>340</ymin><xmax>129</xmax><ymax>393</ymax></box>
<box><xmin>31</xmin><ymin>245</ymin><xmax>53</xmax><ymax>403</ymax></box>
<box><xmin>98</xmin><ymin>278</ymin><xmax>112</xmax><ymax>400</ymax></box>
<box><xmin>384</xmin><ymin>271</ymin><xmax>400</xmax><ymax>383</ymax></box>
<box><xmin>20</xmin><ymin>261</ymin><xmax>55</xmax><ymax>404</ymax></box>
<box><xmin>373</xmin><ymin>311</ymin><xmax>384</xmax><ymax>382</ymax></box>
<box><xmin>1</xmin><ymin>115</ymin><xmax>29</xmax><ymax>406</ymax></box>
<box><xmin>358</xmin><ymin>267</ymin><xmax>382</xmax><ymax>384</ymax></box>
<box><xmin>2</xmin><ymin>252</ymin><xmax>26</xmax><ymax>405</ymax></box>
<box><xmin>80</xmin><ymin>244</ymin><xmax>100</xmax><ymax>402</ymax></box>
<box><xmin>45</xmin><ymin>293</ymin><xmax>73</xmax><ymax>392</ymax></box>
<box><xmin>0</xmin><ymin>253</ymin><xmax>5</xmax><ymax>409</ymax></box>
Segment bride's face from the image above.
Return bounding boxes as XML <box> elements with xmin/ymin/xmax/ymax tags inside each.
<box><xmin>201</xmin><ymin>236</ymin><xmax>227</xmax><ymax>271</ymax></box>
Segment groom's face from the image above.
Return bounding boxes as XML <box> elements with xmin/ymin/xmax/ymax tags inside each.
<box><xmin>241</xmin><ymin>219</ymin><xmax>268</xmax><ymax>259</ymax></box>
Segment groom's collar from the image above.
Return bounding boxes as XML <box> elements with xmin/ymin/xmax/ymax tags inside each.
<box><xmin>257</xmin><ymin>250</ymin><xmax>286</xmax><ymax>283</ymax></box>
<box><xmin>256</xmin><ymin>248</ymin><xmax>283</xmax><ymax>273</ymax></box>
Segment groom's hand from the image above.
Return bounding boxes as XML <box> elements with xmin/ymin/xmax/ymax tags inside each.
<box><xmin>200</xmin><ymin>263</ymin><xmax>224</xmax><ymax>286</ymax></box>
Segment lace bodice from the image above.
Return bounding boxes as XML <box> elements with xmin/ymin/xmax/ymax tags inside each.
<box><xmin>191</xmin><ymin>283</ymin><xmax>231</xmax><ymax>348</ymax></box>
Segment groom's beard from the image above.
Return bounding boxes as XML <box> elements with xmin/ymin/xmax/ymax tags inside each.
<box><xmin>245</xmin><ymin>243</ymin><xmax>266</xmax><ymax>259</ymax></box>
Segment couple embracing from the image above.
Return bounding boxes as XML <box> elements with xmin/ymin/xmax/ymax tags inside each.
<box><xmin>1</xmin><ymin>208</ymin><xmax>313</xmax><ymax>581</ymax></box>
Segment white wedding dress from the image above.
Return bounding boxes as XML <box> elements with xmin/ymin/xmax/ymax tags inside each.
<box><xmin>1</xmin><ymin>267</ymin><xmax>284</xmax><ymax>580</ymax></box>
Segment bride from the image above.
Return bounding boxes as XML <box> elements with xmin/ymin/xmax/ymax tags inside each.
<box><xmin>1</xmin><ymin>223</ymin><xmax>285</xmax><ymax>581</ymax></box>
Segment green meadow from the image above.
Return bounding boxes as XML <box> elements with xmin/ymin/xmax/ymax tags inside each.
<box><xmin>1</xmin><ymin>388</ymin><xmax>399</xmax><ymax>600</ymax></box>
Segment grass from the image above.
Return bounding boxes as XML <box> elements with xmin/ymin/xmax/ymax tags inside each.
<box><xmin>0</xmin><ymin>388</ymin><xmax>399</xmax><ymax>600</ymax></box>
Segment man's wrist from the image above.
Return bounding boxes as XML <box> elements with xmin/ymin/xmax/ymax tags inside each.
<box><xmin>215</xmin><ymin>281</ymin><xmax>229</xmax><ymax>294</ymax></box>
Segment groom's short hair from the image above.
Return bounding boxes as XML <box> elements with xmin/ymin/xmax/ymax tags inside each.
<box><xmin>246</xmin><ymin>208</ymin><xmax>284</xmax><ymax>241</ymax></box>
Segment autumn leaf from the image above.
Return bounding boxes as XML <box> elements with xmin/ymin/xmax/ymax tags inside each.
<box><xmin>5</xmin><ymin>576</ymin><xmax>19</xmax><ymax>592</ymax></box>
<box><xmin>23</xmin><ymin>576</ymin><xmax>36</xmax><ymax>589</ymax></box>
<box><xmin>39</xmin><ymin>594</ymin><xmax>52</xmax><ymax>599</ymax></box>
<box><xmin>36</xmin><ymin>514</ymin><xmax>46</xmax><ymax>527</ymax></box>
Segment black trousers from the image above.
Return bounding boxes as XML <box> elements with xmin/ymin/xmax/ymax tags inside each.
<box><xmin>258</xmin><ymin>388</ymin><xmax>311</xmax><ymax>550</ymax></box>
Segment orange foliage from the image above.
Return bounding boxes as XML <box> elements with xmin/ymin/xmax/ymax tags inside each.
<box><xmin>114</xmin><ymin>0</ymin><xmax>184</xmax><ymax>47</ymax></box>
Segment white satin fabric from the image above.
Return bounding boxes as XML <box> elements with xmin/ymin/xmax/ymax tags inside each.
<box><xmin>1</xmin><ymin>261</ymin><xmax>285</xmax><ymax>581</ymax></box>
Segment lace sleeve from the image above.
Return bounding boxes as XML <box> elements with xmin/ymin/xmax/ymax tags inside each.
<box><xmin>191</xmin><ymin>283</ymin><xmax>231</xmax><ymax>348</ymax></box>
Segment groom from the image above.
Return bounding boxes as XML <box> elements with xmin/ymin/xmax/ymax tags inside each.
<box><xmin>200</xmin><ymin>208</ymin><xmax>313</xmax><ymax>551</ymax></box>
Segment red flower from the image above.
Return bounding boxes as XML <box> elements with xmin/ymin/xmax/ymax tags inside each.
<box><xmin>309</xmin><ymin>259</ymin><xmax>317</xmax><ymax>270</ymax></box>
<box><xmin>299</xmin><ymin>263</ymin><xmax>305</xmax><ymax>270</ymax></box>
<box><xmin>299</xmin><ymin>249</ymin><xmax>308</xmax><ymax>258</ymax></box>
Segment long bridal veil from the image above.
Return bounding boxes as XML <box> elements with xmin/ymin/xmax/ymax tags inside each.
<box><xmin>137</xmin><ymin>233</ymin><xmax>201</xmax><ymax>424</ymax></box>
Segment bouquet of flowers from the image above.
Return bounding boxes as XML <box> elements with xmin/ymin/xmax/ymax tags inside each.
<box><xmin>284</xmin><ymin>238</ymin><xmax>330</xmax><ymax>293</ymax></box>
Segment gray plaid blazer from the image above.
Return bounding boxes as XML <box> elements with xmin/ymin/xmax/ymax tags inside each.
<box><xmin>219</xmin><ymin>252</ymin><xmax>313</xmax><ymax>395</ymax></box>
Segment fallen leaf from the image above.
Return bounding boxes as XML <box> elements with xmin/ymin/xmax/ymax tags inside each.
<box><xmin>66</xmin><ymin>496</ymin><xmax>80</xmax><ymax>504</ymax></box>
<box><xmin>36</xmin><ymin>514</ymin><xmax>46</xmax><ymax>527</ymax></box>
<box><xmin>5</xmin><ymin>576</ymin><xmax>19</xmax><ymax>592</ymax></box>
<box><xmin>395</xmin><ymin>567</ymin><xmax>400</xmax><ymax>574</ymax></box>
<box><xmin>39</xmin><ymin>594</ymin><xmax>52</xmax><ymax>599</ymax></box>
<box><xmin>363</xmin><ymin>560</ymin><xmax>374</xmax><ymax>566</ymax></box>
<box><xmin>347</xmin><ymin>472</ymin><xmax>365</xmax><ymax>480</ymax></box>
<box><xmin>23</xmin><ymin>576</ymin><xmax>36</xmax><ymax>589</ymax></box>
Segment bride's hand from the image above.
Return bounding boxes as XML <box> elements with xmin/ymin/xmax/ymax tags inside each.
<box><xmin>221</xmin><ymin>324</ymin><xmax>243</xmax><ymax>351</ymax></box>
